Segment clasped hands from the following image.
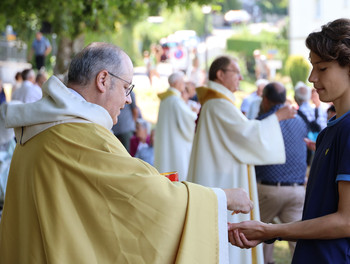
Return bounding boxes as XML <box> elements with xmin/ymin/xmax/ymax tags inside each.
<box><xmin>223</xmin><ymin>188</ymin><xmax>269</xmax><ymax>249</ymax></box>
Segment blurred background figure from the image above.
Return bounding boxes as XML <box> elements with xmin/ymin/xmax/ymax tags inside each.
<box><xmin>13</xmin><ymin>72</ymin><xmax>23</xmax><ymax>92</ymax></box>
<box><xmin>143</xmin><ymin>50</ymin><xmax>151</xmax><ymax>85</ymax></box>
<box><xmin>310</xmin><ymin>88</ymin><xmax>328</xmax><ymax>129</ymax></box>
<box><xmin>241</xmin><ymin>78</ymin><xmax>269</xmax><ymax>119</ymax></box>
<box><xmin>253</xmin><ymin>49</ymin><xmax>270</xmax><ymax>80</ymax></box>
<box><xmin>294</xmin><ymin>81</ymin><xmax>321</xmax><ymax>166</ymax></box>
<box><xmin>112</xmin><ymin>91</ymin><xmax>139</xmax><ymax>152</ymax></box>
<box><xmin>154</xmin><ymin>71</ymin><xmax>197</xmax><ymax>181</ymax></box>
<box><xmin>188</xmin><ymin>47</ymin><xmax>205</xmax><ymax>87</ymax></box>
<box><xmin>129</xmin><ymin>118</ymin><xmax>151</xmax><ymax>157</ymax></box>
<box><xmin>132</xmin><ymin>119</ymin><xmax>154</xmax><ymax>166</ymax></box>
<box><xmin>182</xmin><ymin>81</ymin><xmax>200</xmax><ymax>114</ymax></box>
<box><xmin>0</xmin><ymin>79</ymin><xmax>6</xmax><ymax>105</ymax></box>
<box><xmin>12</xmin><ymin>69</ymin><xmax>42</xmax><ymax>103</ymax></box>
<box><xmin>0</xmin><ymin>102</ymin><xmax>17</xmax><ymax>220</ymax></box>
<box><xmin>327</xmin><ymin>105</ymin><xmax>336</xmax><ymax>121</ymax></box>
<box><xmin>30</xmin><ymin>31</ymin><xmax>52</xmax><ymax>70</ymax></box>
<box><xmin>149</xmin><ymin>44</ymin><xmax>161</xmax><ymax>86</ymax></box>
<box><xmin>35</xmin><ymin>71</ymin><xmax>48</xmax><ymax>88</ymax></box>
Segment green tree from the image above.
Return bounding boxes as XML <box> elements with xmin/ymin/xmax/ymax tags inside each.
<box><xmin>0</xmin><ymin>0</ymin><xmax>214</xmax><ymax>75</ymax></box>
<box><xmin>257</xmin><ymin>0</ymin><xmax>288</xmax><ymax>15</ymax></box>
<box><xmin>285</xmin><ymin>55</ymin><xmax>310</xmax><ymax>87</ymax></box>
<box><xmin>219</xmin><ymin>0</ymin><xmax>241</xmax><ymax>13</ymax></box>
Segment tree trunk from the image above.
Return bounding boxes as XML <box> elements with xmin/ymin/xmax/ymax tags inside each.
<box><xmin>53</xmin><ymin>34</ymin><xmax>85</xmax><ymax>81</ymax></box>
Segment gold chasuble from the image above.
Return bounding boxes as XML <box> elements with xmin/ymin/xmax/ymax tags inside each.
<box><xmin>0</xmin><ymin>76</ymin><xmax>225</xmax><ymax>264</ymax></box>
<box><xmin>0</xmin><ymin>123</ymin><xmax>219</xmax><ymax>263</ymax></box>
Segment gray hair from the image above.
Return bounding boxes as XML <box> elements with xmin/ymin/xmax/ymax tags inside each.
<box><xmin>68</xmin><ymin>42</ymin><xmax>124</xmax><ymax>86</ymax></box>
<box><xmin>22</xmin><ymin>69</ymin><xmax>35</xmax><ymax>81</ymax></box>
<box><xmin>168</xmin><ymin>71</ymin><xmax>185</xmax><ymax>87</ymax></box>
<box><xmin>294</xmin><ymin>81</ymin><xmax>311</xmax><ymax>103</ymax></box>
<box><xmin>255</xmin><ymin>78</ymin><xmax>269</xmax><ymax>87</ymax></box>
<box><xmin>136</xmin><ymin>118</ymin><xmax>150</xmax><ymax>134</ymax></box>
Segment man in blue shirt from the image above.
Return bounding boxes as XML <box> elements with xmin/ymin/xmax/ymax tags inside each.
<box><xmin>31</xmin><ymin>31</ymin><xmax>51</xmax><ymax>70</ymax></box>
<box><xmin>255</xmin><ymin>82</ymin><xmax>308</xmax><ymax>264</ymax></box>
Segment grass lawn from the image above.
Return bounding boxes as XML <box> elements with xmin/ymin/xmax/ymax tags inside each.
<box><xmin>274</xmin><ymin>241</ymin><xmax>293</xmax><ymax>264</ymax></box>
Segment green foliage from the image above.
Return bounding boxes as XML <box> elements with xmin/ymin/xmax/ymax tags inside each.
<box><xmin>285</xmin><ymin>55</ymin><xmax>311</xmax><ymax>87</ymax></box>
<box><xmin>258</xmin><ymin>0</ymin><xmax>288</xmax><ymax>15</ymax></box>
<box><xmin>134</xmin><ymin>4</ymin><xmax>206</xmax><ymax>59</ymax></box>
<box><xmin>219</xmin><ymin>0</ymin><xmax>241</xmax><ymax>13</ymax></box>
<box><xmin>226</xmin><ymin>28</ymin><xmax>289</xmax><ymax>77</ymax></box>
<box><xmin>0</xmin><ymin>0</ymin><xmax>214</xmax><ymax>43</ymax></box>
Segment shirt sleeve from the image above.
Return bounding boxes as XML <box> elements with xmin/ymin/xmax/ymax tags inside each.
<box><xmin>210</xmin><ymin>188</ymin><xmax>229</xmax><ymax>264</ymax></box>
<box><xmin>336</xmin><ymin>130</ymin><xmax>350</xmax><ymax>182</ymax></box>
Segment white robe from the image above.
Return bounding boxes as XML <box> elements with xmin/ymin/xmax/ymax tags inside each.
<box><xmin>154</xmin><ymin>88</ymin><xmax>197</xmax><ymax>181</ymax></box>
<box><xmin>187</xmin><ymin>81</ymin><xmax>286</xmax><ymax>264</ymax></box>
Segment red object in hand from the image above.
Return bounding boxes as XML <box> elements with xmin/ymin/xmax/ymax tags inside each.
<box><xmin>161</xmin><ymin>171</ymin><xmax>179</xmax><ymax>182</ymax></box>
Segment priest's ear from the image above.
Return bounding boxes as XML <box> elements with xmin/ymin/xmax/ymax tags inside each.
<box><xmin>215</xmin><ymin>69</ymin><xmax>227</xmax><ymax>84</ymax></box>
<box><xmin>95</xmin><ymin>70</ymin><xmax>109</xmax><ymax>93</ymax></box>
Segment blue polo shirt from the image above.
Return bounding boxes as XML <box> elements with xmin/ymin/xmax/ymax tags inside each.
<box><xmin>292</xmin><ymin>111</ymin><xmax>350</xmax><ymax>263</ymax></box>
<box><xmin>32</xmin><ymin>36</ymin><xmax>50</xmax><ymax>56</ymax></box>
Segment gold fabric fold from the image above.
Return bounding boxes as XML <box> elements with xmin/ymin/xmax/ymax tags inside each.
<box><xmin>0</xmin><ymin>123</ymin><xmax>220</xmax><ymax>264</ymax></box>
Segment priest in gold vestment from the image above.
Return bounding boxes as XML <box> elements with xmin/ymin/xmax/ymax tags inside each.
<box><xmin>0</xmin><ymin>43</ymin><xmax>253</xmax><ymax>264</ymax></box>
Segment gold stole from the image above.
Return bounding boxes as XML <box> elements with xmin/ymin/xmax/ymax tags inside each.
<box><xmin>157</xmin><ymin>89</ymin><xmax>178</xmax><ymax>101</ymax></box>
<box><xmin>196</xmin><ymin>86</ymin><xmax>235</xmax><ymax>105</ymax></box>
<box><xmin>247</xmin><ymin>165</ymin><xmax>258</xmax><ymax>264</ymax></box>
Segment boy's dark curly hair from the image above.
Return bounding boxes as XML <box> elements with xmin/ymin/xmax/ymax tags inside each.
<box><xmin>306</xmin><ymin>18</ymin><xmax>350</xmax><ymax>67</ymax></box>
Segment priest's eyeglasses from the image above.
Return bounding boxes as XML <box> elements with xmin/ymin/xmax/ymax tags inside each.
<box><xmin>108</xmin><ymin>71</ymin><xmax>135</xmax><ymax>96</ymax></box>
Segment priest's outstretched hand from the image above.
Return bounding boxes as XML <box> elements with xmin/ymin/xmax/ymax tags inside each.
<box><xmin>275</xmin><ymin>104</ymin><xmax>297</xmax><ymax>121</ymax></box>
<box><xmin>223</xmin><ymin>188</ymin><xmax>253</xmax><ymax>214</ymax></box>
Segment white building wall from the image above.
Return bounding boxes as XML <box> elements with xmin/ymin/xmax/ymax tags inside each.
<box><xmin>289</xmin><ymin>0</ymin><xmax>350</xmax><ymax>58</ymax></box>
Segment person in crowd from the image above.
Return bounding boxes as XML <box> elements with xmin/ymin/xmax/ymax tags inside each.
<box><xmin>182</xmin><ymin>81</ymin><xmax>200</xmax><ymax>113</ymax></box>
<box><xmin>0</xmin><ymin>79</ymin><xmax>6</xmax><ymax>104</ymax></box>
<box><xmin>11</xmin><ymin>69</ymin><xmax>42</xmax><ymax>103</ymax></box>
<box><xmin>253</xmin><ymin>49</ymin><xmax>270</xmax><ymax>80</ymax></box>
<box><xmin>255</xmin><ymin>82</ymin><xmax>308</xmax><ymax>264</ymax></box>
<box><xmin>35</xmin><ymin>71</ymin><xmax>48</xmax><ymax>88</ymax></box>
<box><xmin>149</xmin><ymin>44</ymin><xmax>161</xmax><ymax>86</ymax></box>
<box><xmin>0</xmin><ymin>42</ymin><xmax>254</xmax><ymax>263</ymax></box>
<box><xmin>154</xmin><ymin>71</ymin><xmax>197</xmax><ymax>181</ymax></box>
<box><xmin>229</xmin><ymin>18</ymin><xmax>350</xmax><ymax>264</ymax></box>
<box><xmin>129</xmin><ymin>118</ymin><xmax>151</xmax><ymax>157</ymax></box>
<box><xmin>143</xmin><ymin>50</ymin><xmax>151</xmax><ymax>85</ymax></box>
<box><xmin>294</xmin><ymin>81</ymin><xmax>313</xmax><ymax>120</ymax></box>
<box><xmin>311</xmin><ymin>88</ymin><xmax>329</xmax><ymax>129</ymax></box>
<box><xmin>294</xmin><ymin>81</ymin><xmax>320</xmax><ymax>164</ymax></box>
<box><xmin>189</xmin><ymin>47</ymin><xmax>205</xmax><ymax>87</ymax></box>
<box><xmin>111</xmin><ymin>90</ymin><xmax>138</xmax><ymax>152</ymax></box>
<box><xmin>30</xmin><ymin>31</ymin><xmax>52</xmax><ymax>70</ymax></box>
<box><xmin>187</xmin><ymin>55</ymin><xmax>296</xmax><ymax>264</ymax></box>
<box><xmin>0</xmin><ymin>102</ymin><xmax>17</xmax><ymax>220</ymax></box>
<box><xmin>13</xmin><ymin>71</ymin><xmax>23</xmax><ymax>92</ymax></box>
<box><xmin>327</xmin><ymin>104</ymin><xmax>336</xmax><ymax>120</ymax></box>
<box><xmin>240</xmin><ymin>78</ymin><xmax>269</xmax><ymax>119</ymax></box>
<box><xmin>134</xmin><ymin>125</ymin><xmax>155</xmax><ymax>166</ymax></box>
